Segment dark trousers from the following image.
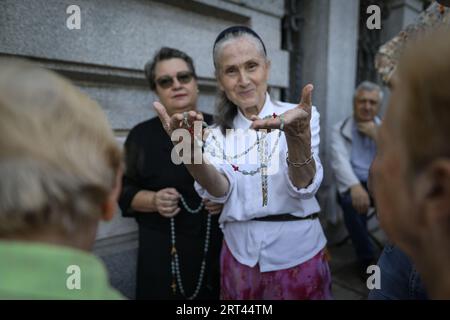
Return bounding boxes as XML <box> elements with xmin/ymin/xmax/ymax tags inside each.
<box><xmin>338</xmin><ymin>182</ymin><xmax>374</xmax><ymax>267</ymax></box>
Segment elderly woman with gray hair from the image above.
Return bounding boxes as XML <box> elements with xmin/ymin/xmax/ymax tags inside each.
<box><xmin>0</xmin><ymin>59</ymin><xmax>123</xmax><ymax>299</ymax></box>
<box><xmin>154</xmin><ymin>26</ymin><xmax>331</xmax><ymax>300</ymax></box>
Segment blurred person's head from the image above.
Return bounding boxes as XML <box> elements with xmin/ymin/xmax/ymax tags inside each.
<box><xmin>372</xmin><ymin>29</ymin><xmax>450</xmax><ymax>298</ymax></box>
<box><xmin>212</xmin><ymin>26</ymin><xmax>271</xmax><ymax>132</ymax></box>
<box><xmin>353</xmin><ymin>81</ymin><xmax>383</xmax><ymax>122</ymax></box>
<box><xmin>0</xmin><ymin>59</ymin><xmax>122</xmax><ymax>251</ymax></box>
<box><xmin>144</xmin><ymin>47</ymin><xmax>198</xmax><ymax>116</ymax></box>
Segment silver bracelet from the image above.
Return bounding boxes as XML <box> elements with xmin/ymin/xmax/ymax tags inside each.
<box><xmin>286</xmin><ymin>152</ymin><xmax>314</xmax><ymax>167</ymax></box>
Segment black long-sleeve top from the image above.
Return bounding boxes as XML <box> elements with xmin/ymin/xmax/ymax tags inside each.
<box><xmin>118</xmin><ymin>115</ymin><xmax>216</xmax><ymax>237</ymax></box>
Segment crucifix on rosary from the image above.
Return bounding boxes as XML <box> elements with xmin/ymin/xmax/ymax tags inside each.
<box><xmin>257</xmin><ymin>130</ymin><xmax>269</xmax><ymax>207</ymax></box>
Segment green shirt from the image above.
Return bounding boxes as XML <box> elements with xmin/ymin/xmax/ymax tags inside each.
<box><xmin>0</xmin><ymin>241</ymin><xmax>124</xmax><ymax>299</ymax></box>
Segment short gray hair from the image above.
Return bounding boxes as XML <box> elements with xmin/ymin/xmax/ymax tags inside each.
<box><xmin>0</xmin><ymin>59</ymin><xmax>122</xmax><ymax>237</ymax></box>
<box><xmin>213</xmin><ymin>31</ymin><xmax>267</xmax><ymax>72</ymax></box>
<box><xmin>354</xmin><ymin>81</ymin><xmax>384</xmax><ymax>101</ymax></box>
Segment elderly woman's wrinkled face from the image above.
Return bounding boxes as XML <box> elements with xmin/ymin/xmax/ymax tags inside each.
<box><xmin>371</xmin><ymin>81</ymin><xmax>422</xmax><ymax>250</ymax></box>
<box><xmin>154</xmin><ymin>58</ymin><xmax>198</xmax><ymax>116</ymax></box>
<box><xmin>216</xmin><ymin>37</ymin><xmax>270</xmax><ymax>118</ymax></box>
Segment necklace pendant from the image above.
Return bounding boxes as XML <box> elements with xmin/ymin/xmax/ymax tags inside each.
<box><xmin>262</xmin><ymin>177</ymin><xmax>268</xmax><ymax>206</ymax></box>
<box><xmin>171</xmin><ymin>245</ymin><xmax>177</xmax><ymax>255</ymax></box>
<box><xmin>258</xmin><ymin>132</ymin><xmax>269</xmax><ymax>207</ymax></box>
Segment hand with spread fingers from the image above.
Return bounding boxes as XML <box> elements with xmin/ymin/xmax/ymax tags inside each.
<box><xmin>250</xmin><ymin>84</ymin><xmax>313</xmax><ymax>137</ymax></box>
<box><xmin>153</xmin><ymin>101</ymin><xmax>230</xmax><ymax>198</ymax></box>
<box><xmin>153</xmin><ymin>101</ymin><xmax>204</xmax><ymax>137</ymax></box>
<box><xmin>250</xmin><ymin>84</ymin><xmax>316</xmax><ymax>188</ymax></box>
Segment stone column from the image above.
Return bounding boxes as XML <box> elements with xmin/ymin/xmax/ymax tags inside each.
<box><xmin>297</xmin><ymin>0</ymin><xmax>360</xmax><ymax>229</ymax></box>
<box><xmin>382</xmin><ymin>0</ymin><xmax>423</xmax><ymax>43</ymax></box>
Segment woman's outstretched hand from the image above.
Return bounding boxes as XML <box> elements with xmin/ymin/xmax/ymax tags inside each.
<box><xmin>250</xmin><ymin>84</ymin><xmax>313</xmax><ymax>137</ymax></box>
<box><xmin>153</xmin><ymin>102</ymin><xmax>229</xmax><ymax>198</ymax></box>
<box><xmin>153</xmin><ymin>101</ymin><xmax>203</xmax><ymax>137</ymax></box>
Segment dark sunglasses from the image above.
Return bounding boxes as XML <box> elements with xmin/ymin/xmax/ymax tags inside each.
<box><xmin>155</xmin><ymin>71</ymin><xmax>194</xmax><ymax>89</ymax></box>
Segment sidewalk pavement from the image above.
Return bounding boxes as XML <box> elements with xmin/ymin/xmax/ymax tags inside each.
<box><xmin>327</xmin><ymin>227</ymin><xmax>387</xmax><ymax>300</ymax></box>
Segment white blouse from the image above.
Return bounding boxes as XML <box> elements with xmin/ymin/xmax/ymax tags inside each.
<box><xmin>195</xmin><ymin>93</ymin><xmax>327</xmax><ymax>272</ymax></box>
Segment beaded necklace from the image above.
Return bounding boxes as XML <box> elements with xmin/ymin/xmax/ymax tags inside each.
<box><xmin>198</xmin><ymin>113</ymin><xmax>281</xmax><ymax>164</ymax></box>
<box><xmin>170</xmin><ymin>195</ymin><xmax>211</xmax><ymax>300</ymax></box>
<box><xmin>203</xmin><ymin>128</ymin><xmax>282</xmax><ymax>175</ymax></box>
<box><xmin>194</xmin><ymin>113</ymin><xmax>283</xmax><ymax>206</ymax></box>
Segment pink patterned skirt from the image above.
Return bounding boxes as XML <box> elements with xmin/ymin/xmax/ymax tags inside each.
<box><xmin>220</xmin><ymin>241</ymin><xmax>333</xmax><ymax>300</ymax></box>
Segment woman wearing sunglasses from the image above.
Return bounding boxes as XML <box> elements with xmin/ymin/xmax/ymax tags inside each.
<box><xmin>119</xmin><ymin>47</ymin><xmax>223</xmax><ymax>300</ymax></box>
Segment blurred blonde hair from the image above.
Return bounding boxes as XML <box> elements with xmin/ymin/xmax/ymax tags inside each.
<box><xmin>0</xmin><ymin>59</ymin><xmax>122</xmax><ymax>236</ymax></box>
<box><xmin>397</xmin><ymin>27</ymin><xmax>450</xmax><ymax>175</ymax></box>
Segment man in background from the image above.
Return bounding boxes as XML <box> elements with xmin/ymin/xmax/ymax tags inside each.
<box><xmin>331</xmin><ymin>81</ymin><xmax>383</xmax><ymax>278</ymax></box>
